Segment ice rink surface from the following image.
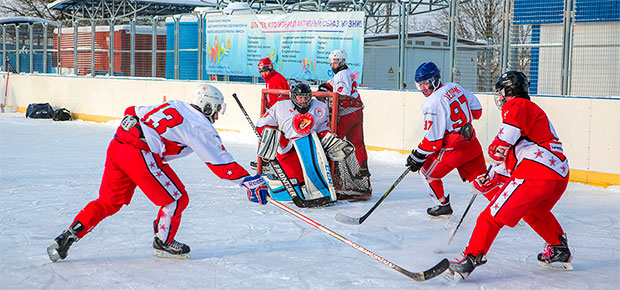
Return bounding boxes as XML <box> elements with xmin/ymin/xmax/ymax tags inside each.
<box><xmin>1</xmin><ymin>113</ymin><xmax>619</xmax><ymax>289</ymax></box>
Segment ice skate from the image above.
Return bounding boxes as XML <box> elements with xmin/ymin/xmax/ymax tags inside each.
<box><xmin>442</xmin><ymin>253</ymin><xmax>487</xmax><ymax>281</ymax></box>
<box><xmin>538</xmin><ymin>234</ymin><xmax>573</xmax><ymax>271</ymax></box>
<box><xmin>153</xmin><ymin>236</ymin><xmax>191</xmax><ymax>259</ymax></box>
<box><xmin>47</xmin><ymin>221</ymin><xmax>83</xmax><ymax>262</ymax></box>
<box><xmin>427</xmin><ymin>195</ymin><xmax>453</xmax><ymax>218</ymax></box>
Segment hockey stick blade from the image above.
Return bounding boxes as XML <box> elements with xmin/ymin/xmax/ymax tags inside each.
<box><xmin>334</xmin><ymin>212</ymin><xmax>362</xmax><ymax>225</ymax></box>
<box><xmin>335</xmin><ymin>168</ymin><xmax>410</xmax><ymax>225</ymax></box>
<box><xmin>394</xmin><ymin>258</ymin><xmax>450</xmax><ymax>281</ymax></box>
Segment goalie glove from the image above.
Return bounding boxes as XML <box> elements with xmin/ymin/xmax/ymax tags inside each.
<box><xmin>320</xmin><ymin>132</ymin><xmax>354</xmax><ymax>161</ymax></box>
<box><xmin>406</xmin><ymin>148</ymin><xmax>427</xmax><ymax>172</ymax></box>
<box><xmin>242</xmin><ymin>174</ymin><xmax>269</xmax><ymax>205</ymax></box>
<box><xmin>257</xmin><ymin>127</ymin><xmax>281</xmax><ymax>161</ymax></box>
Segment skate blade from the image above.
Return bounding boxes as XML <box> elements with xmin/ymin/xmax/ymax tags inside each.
<box><xmin>428</xmin><ymin>214</ymin><xmax>454</xmax><ymax>220</ymax></box>
<box><xmin>538</xmin><ymin>261</ymin><xmax>573</xmax><ymax>271</ymax></box>
<box><xmin>47</xmin><ymin>242</ymin><xmax>61</xmax><ymax>262</ymax></box>
<box><xmin>154</xmin><ymin>249</ymin><xmax>190</xmax><ymax>260</ymax></box>
<box><xmin>441</xmin><ymin>269</ymin><xmax>467</xmax><ymax>283</ymax></box>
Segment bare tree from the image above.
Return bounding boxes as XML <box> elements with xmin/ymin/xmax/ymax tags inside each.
<box><xmin>0</xmin><ymin>0</ymin><xmax>65</xmax><ymax>21</ymax></box>
<box><xmin>427</xmin><ymin>0</ymin><xmax>531</xmax><ymax>91</ymax></box>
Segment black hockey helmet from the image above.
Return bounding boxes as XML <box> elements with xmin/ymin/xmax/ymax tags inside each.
<box><xmin>494</xmin><ymin>71</ymin><xmax>530</xmax><ymax>109</ymax></box>
<box><xmin>290</xmin><ymin>83</ymin><xmax>313</xmax><ymax>113</ymax></box>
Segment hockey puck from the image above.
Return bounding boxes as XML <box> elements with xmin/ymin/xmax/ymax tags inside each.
<box><xmin>434</xmin><ymin>248</ymin><xmax>444</xmax><ymax>254</ymax></box>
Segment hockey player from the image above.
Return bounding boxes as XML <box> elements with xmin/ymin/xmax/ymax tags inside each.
<box><xmin>256</xmin><ymin>82</ymin><xmax>352</xmax><ymax>203</ymax></box>
<box><xmin>47</xmin><ymin>84</ymin><xmax>269</xmax><ymax>262</ymax></box>
<box><xmin>406</xmin><ymin>62</ymin><xmax>487</xmax><ymax>217</ymax></box>
<box><xmin>258</xmin><ymin>57</ymin><xmax>290</xmax><ymax>109</ymax></box>
<box><xmin>443</xmin><ymin>71</ymin><xmax>572</xmax><ymax>281</ymax></box>
<box><xmin>319</xmin><ymin>49</ymin><xmax>370</xmax><ymax>179</ymax></box>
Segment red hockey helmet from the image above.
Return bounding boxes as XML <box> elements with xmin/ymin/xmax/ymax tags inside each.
<box><xmin>258</xmin><ymin>58</ymin><xmax>273</xmax><ymax>72</ymax></box>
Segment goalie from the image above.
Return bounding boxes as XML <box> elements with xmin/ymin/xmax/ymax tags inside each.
<box><xmin>256</xmin><ymin>83</ymin><xmax>354</xmax><ymax>204</ymax></box>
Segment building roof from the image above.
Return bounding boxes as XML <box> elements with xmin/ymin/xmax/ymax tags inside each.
<box><xmin>0</xmin><ymin>16</ymin><xmax>60</xmax><ymax>26</ymax></box>
<box><xmin>364</xmin><ymin>30</ymin><xmax>486</xmax><ymax>46</ymax></box>
<box><xmin>48</xmin><ymin>0</ymin><xmax>216</xmax><ymax>19</ymax></box>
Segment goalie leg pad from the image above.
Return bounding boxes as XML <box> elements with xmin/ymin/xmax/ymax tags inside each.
<box><xmin>293</xmin><ymin>133</ymin><xmax>337</xmax><ymax>202</ymax></box>
<box><xmin>263</xmin><ymin>174</ymin><xmax>303</xmax><ymax>202</ymax></box>
<box><xmin>320</xmin><ymin>132</ymin><xmax>355</xmax><ymax>161</ymax></box>
<box><xmin>257</xmin><ymin>127</ymin><xmax>281</xmax><ymax>161</ymax></box>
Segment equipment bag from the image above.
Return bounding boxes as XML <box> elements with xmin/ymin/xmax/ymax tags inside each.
<box><xmin>25</xmin><ymin>103</ymin><xmax>54</xmax><ymax>119</ymax></box>
<box><xmin>52</xmin><ymin>108</ymin><xmax>72</xmax><ymax>121</ymax></box>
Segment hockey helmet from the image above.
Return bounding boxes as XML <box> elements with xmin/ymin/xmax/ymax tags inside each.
<box><xmin>494</xmin><ymin>71</ymin><xmax>530</xmax><ymax>109</ymax></box>
<box><xmin>414</xmin><ymin>62</ymin><xmax>441</xmax><ymax>94</ymax></box>
<box><xmin>258</xmin><ymin>57</ymin><xmax>273</xmax><ymax>73</ymax></box>
<box><xmin>328</xmin><ymin>49</ymin><xmax>348</xmax><ymax>74</ymax></box>
<box><xmin>290</xmin><ymin>83</ymin><xmax>313</xmax><ymax>114</ymax></box>
<box><xmin>192</xmin><ymin>84</ymin><xmax>226</xmax><ymax>123</ymax></box>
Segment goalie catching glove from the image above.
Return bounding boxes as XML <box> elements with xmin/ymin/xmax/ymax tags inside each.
<box><xmin>320</xmin><ymin>132</ymin><xmax>354</xmax><ymax>161</ymax></box>
<box><xmin>242</xmin><ymin>174</ymin><xmax>269</xmax><ymax>205</ymax></box>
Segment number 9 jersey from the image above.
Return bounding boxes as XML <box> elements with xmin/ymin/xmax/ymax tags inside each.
<box><xmin>418</xmin><ymin>82</ymin><xmax>483</xmax><ymax>154</ymax></box>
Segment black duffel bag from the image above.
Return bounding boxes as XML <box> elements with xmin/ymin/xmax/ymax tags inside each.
<box><xmin>26</xmin><ymin>103</ymin><xmax>54</xmax><ymax>119</ymax></box>
<box><xmin>52</xmin><ymin>108</ymin><xmax>72</xmax><ymax>121</ymax></box>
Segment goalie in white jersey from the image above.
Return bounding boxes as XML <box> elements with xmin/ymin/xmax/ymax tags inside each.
<box><xmin>47</xmin><ymin>84</ymin><xmax>269</xmax><ymax>262</ymax></box>
<box><xmin>405</xmin><ymin>62</ymin><xmax>488</xmax><ymax>217</ymax></box>
<box><xmin>256</xmin><ymin>83</ymin><xmax>353</xmax><ymax>203</ymax></box>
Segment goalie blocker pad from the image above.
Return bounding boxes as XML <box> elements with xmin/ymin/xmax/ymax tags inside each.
<box><xmin>257</xmin><ymin>127</ymin><xmax>281</xmax><ymax>161</ymax></box>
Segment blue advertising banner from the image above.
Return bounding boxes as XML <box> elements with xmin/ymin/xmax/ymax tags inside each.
<box><xmin>205</xmin><ymin>12</ymin><xmax>364</xmax><ymax>81</ymax></box>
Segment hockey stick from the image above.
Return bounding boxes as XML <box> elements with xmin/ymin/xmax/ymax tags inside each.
<box><xmin>231</xmin><ymin>93</ymin><xmax>330</xmax><ymax>208</ymax></box>
<box><xmin>447</xmin><ymin>164</ymin><xmax>493</xmax><ymax>245</ymax></box>
<box><xmin>267</xmin><ymin>196</ymin><xmax>449</xmax><ymax>281</ymax></box>
<box><xmin>335</xmin><ymin>168</ymin><xmax>410</xmax><ymax>225</ymax></box>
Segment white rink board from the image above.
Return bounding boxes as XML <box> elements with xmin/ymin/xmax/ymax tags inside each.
<box><xmin>3</xmin><ymin>73</ymin><xmax>619</xmax><ymax>179</ymax></box>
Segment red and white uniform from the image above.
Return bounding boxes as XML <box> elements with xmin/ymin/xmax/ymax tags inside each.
<box><xmin>72</xmin><ymin>100</ymin><xmax>249</xmax><ymax>244</ymax></box>
<box><xmin>256</xmin><ymin>99</ymin><xmax>330</xmax><ymax>182</ymax></box>
<box><xmin>464</xmin><ymin>97</ymin><xmax>570</xmax><ymax>257</ymax></box>
<box><xmin>416</xmin><ymin>82</ymin><xmax>487</xmax><ymax>201</ymax></box>
<box><xmin>325</xmin><ymin>68</ymin><xmax>368</xmax><ymax>167</ymax></box>
<box><xmin>262</xmin><ymin>70</ymin><xmax>290</xmax><ymax>109</ymax></box>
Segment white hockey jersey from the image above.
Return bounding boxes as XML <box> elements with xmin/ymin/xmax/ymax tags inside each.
<box><xmin>132</xmin><ymin>100</ymin><xmax>249</xmax><ymax>183</ymax></box>
<box><xmin>327</xmin><ymin>68</ymin><xmax>363</xmax><ymax>116</ymax></box>
<box><xmin>256</xmin><ymin>99</ymin><xmax>330</xmax><ymax>154</ymax></box>
<box><xmin>418</xmin><ymin>82</ymin><xmax>482</xmax><ymax>154</ymax></box>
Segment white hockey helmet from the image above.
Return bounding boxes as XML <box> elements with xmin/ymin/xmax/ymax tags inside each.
<box><xmin>328</xmin><ymin>49</ymin><xmax>347</xmax><ymax>66</ymax></box>
<box><xmin>191</xmin><ymin>84</ymin><xmax>226</xmax><ymax>123</ymax></box>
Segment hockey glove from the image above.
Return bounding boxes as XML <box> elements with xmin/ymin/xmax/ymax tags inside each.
<box><xmin>318</xmin><ymin>83</ymin><xmax>332</xmax><ymax>92</ymax></box>
<box><xmin>488</xmin><ymin>137</ymin><xmax>511</xmax><ymax>166</ymax></box>
<box><xmin>320</xmin><ymin>132</ymin><xmax>355</xmax><ymax>161</ymax></box>
<box><xmin>406</xmin><ymin>149</ymin><xmax>427</xmax><ymax>172</ymax></box>
<box><xmin>242</xmin><ymin>174</ymin><xmax>269</xmax><ymax>205</ymax></box>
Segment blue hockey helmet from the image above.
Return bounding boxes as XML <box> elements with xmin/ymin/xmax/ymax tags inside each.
<box><xmin>415</xmin><ymin>62</ymin><xmax>441</xmax><ymax>94</ymax></box>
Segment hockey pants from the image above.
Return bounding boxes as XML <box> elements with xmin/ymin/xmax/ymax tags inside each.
<box><xmin>73</xmin><ymin>138</ymin><xmax>188</xmax><ymax>243</ymax></box>
<box><xmin>464</xmin><ymin>178</ymin><xmax>568</xmax><ymax>257</ymax></box>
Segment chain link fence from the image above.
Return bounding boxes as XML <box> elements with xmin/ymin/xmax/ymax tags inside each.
<box><xmin>1</xmin><ymin>0</ymin><xmax>618</xmax><ymax>97</ymax></box>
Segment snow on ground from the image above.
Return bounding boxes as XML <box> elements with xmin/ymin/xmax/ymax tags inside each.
<box><xmin>1</xmin><ymin>113</ymin><xmax>619</xmax><ymax>289</ymax></box>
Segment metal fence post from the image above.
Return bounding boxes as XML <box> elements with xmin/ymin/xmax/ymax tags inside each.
<box><xmin>447</xmin><ymin>0</ymin><xmax>458</xmax><ymax>83</ymax></box>
<box><xmin>29</xmin><ymin>23</ymin><xmax>34</xmax><ymax>73</ymax></box>
<box><xmin>152</xmin><ymin>16</ymin><xmax>158</xmax><ymax>78</ymax></box>
<box><xmin>501</xmin><ymin>0</ymin><xmax>512</xmax><ymax>74</ymax></box>
<box><xmin>2</xmin><ymin>25</ymin><xmax>5</xmax><ymax>72</ymax></box>
<box><xmin>109</xmin><ymin>18</ymin><xmax>115</xmax><ymax>76</ymax></box>
<box><xmin>560</xmin><ymin>0</ymin><xmax>575</xmax><ymax>95</ymax></box>
<box><xmin>130</xmin><ymin>18</ymin><xmax>136</xmax><ymax>77</ymax></box>
<box><xmin>197</xmin><ymin>13</ymin><xmax>204</xmax><ymax>80</ymax></box>
<box><xmin>73</xmin><ymin>19</ymin><xmax>78</xmax><ymax>75</ymax></box>
<box><xmin>91</xmin><ymin>20</ymin><xmax>95</xmax><ymax>76</ymax></box>
<box><xmin>174</xmin><ymin>16</ymin><xmax>180</xmax><ymax>80</ymax></box>
<box><xmin>397</xmin><ymin>1</ymin><xmax>407</xmax><ymax>89</ymax></box>
<box><xmin>43</xmin><ymin>23</ymin><xmax>48</xmax><ymax>74</ymax></box>
<box><xmin>15</xmin><ymin>24</ymin><xmax>20</xmax><ymax>72</ymax></box>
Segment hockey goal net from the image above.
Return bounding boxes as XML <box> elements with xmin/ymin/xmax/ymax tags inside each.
<box><xmin>259</xmin><ymin>89</ymin><xmax>372</xmax><ymax>198</ymax></box>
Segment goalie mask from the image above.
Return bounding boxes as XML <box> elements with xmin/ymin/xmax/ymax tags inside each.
<box><xmin>494</xmin><ymin>71</ymin><xmax>530</xmax><ymax>110</ymax></box>
<box><xmin>191</xmin><ymin>84</ymin><xmax>226</xmax><ymax>123</ymax></box>
<box><xmin>290</xmin><ymin>83</ymin><xmax>313</xmax><ymax>114</ymax></box>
